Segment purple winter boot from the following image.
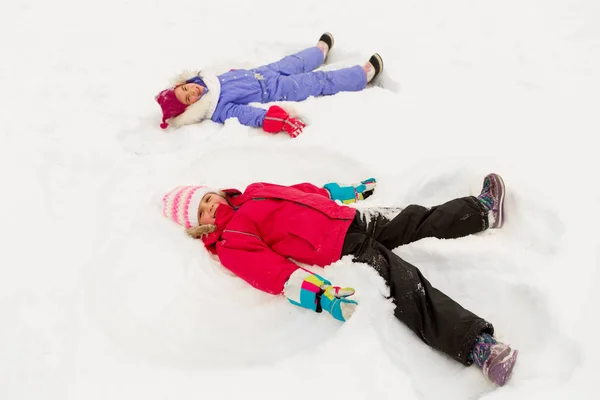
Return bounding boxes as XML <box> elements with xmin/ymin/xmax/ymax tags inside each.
<box><xmin>477</xmin><ymin>173</ymin><xmax>505</xmax><ymax>229</ymax></box>
<box><xmin>482</xmin><ymin>342</ymin><xmax>519</xmax><ymax>386</ymax></box>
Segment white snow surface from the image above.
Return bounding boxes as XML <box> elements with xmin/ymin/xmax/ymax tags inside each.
<box><xmin>1</xmin><ymin>0</ymin><xmax>599</xmax><ymax>399</ymax></box>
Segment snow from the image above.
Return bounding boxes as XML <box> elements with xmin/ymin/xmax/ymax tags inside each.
<box><xmin>1</xmin><ymin>0</ymin><xmax>599</xmax><ymax>399</ymax></box>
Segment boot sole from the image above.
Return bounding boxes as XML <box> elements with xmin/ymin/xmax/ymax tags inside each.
<box><xmin>488</xmin><ymin>348</ymin><xmax>518</xmax><ymax>386</ymax></box>
<box><xmin>319</xmin><ymin>32</ymin><xmax>334</xmax><ymax>51</ymax></box>
<box><xmin>493</xmin><ymin>174</ymin><xmax>505</xmax><ymax>228</ymax></box>
<box><xmin>370</xmin><ymin>53</ymin><xmax>384</xmax><ymax>77</ymax></box>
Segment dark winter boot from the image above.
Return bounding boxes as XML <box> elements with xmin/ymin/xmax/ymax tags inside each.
<box><xmin>317</xmin><ymin>32</ymin><xmax>334</xmax><ymax>59</ymax></box>
<box><xmin>365</xmin><ymin>53</ymin><xmax>384</xmax><ymax>82</ymax></box>
<box><xmin>476</xmin><ymin>173</ymin><xmax>505</xmax><ymax>229</ymax></box>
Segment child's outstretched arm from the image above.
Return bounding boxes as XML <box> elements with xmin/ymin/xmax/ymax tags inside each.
<box><xmin>256</xmin><ymin>180</ymin><xmax>377</xmax><ymax>200</ymax></box>
<box><xmin>215</xmin><ymin>103</ymin><xmax>267</xmax><ymax>128</ymax></box>
<box><xmin>246</xmin><ymin>180</ymin><xmax>377</xmax><ymax>202</ymax></box>
<box><xmin>216</xmin><ymin>104</ymin><xmax>305</xmax><ymax>138</ymax></box>
<box><xmin>216</xmin><ymin>230</ymin><xmax>357</xmax><ymax>322</ymax></box>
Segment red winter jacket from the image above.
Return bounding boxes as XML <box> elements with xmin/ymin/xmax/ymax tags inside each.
<box><xmin>201</xmin><ymin>182</ymin><xmax>356</xmax><ymax>294</ymax></box>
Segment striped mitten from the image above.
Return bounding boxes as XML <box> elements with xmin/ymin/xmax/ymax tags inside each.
<box><xmin>283</xmin><ymin>269</ymin><xmax>357</xmax><ymax>322</ymax></box>
<box><xmin>324</xmin><ymin>178</ymin><xmax>377</xmax><ymax>204</ymax></box>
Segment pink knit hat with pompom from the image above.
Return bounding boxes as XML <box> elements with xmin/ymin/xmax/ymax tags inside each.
<box><xmin>162</xmin><ymin>186</ymin><xmax>216</xmax><ymax>228</ymax></box>
<box><xmin>155</xmin><ymin>88</ymin><xmax>188</xmax><ymax>129</ymax></box>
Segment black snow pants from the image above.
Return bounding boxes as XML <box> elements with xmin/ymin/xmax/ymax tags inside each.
<box><xmin>341</xmin><ymin>196</ymin><xmax>494</xmax><ymax>365</ymax></box>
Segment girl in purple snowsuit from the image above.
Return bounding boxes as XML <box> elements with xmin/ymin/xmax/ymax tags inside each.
<box><xmin>155</xmin><ymin>33</ymin><xmax>384</xmax><ymax>137</ymax></box>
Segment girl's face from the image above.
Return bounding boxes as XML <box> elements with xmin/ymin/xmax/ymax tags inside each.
<box><xmin>174</xmin><ymin>83</ymin><xmax>205</xmax><ymax>105</ymax></box>
<box><xmin>197</xmin><ymin>193</ymin><xmax>228</xmax><ymax>225</ymax></box>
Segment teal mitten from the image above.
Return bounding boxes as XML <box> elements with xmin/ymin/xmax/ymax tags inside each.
<box><xmin>324</xmin><ymin>178</ymin><xmax>377</xmax><ymax>204</ymax></box>
<box><xmin>283</xmin><ymin>269</ymin><xmax>358</xmax><ymax>322</ymax></box>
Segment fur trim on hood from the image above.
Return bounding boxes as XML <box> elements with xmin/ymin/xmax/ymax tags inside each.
<box><xmin>167</xmin><ymin>71</ymin><xmax>221</xmax><ymax>128</ymax></box>
<box><xmin>186</xmin><ymin>224</ymin><xmax>217</xmax><ymax>238</ymax></box>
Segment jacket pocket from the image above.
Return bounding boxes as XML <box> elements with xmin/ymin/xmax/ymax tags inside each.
<box><xmin>286</xmin><ymin>213</ymin><xmax>324</xmax><ymax>252</ymax></box>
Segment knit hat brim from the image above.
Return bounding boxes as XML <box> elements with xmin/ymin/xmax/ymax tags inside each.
<box><xmin>162</xmin><ymin>186</ymin><xmax>217</xmax><ymax>229</ymax></box>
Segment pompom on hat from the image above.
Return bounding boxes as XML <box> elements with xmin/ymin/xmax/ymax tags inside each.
<box><xmin>162</xmin><ymin>185</ymin><xmax>217</xmax><ymax>228</ymax></box>
<box><xmin>155</xmin><ymin>88</ymin><xmax>188</xmax><ymax>129</ymax></box>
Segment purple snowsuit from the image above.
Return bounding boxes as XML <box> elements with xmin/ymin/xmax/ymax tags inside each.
<box><xmin>211</xmin><ymin>47</ymin><xmax>367</xmax><ymax>128</ymax></box>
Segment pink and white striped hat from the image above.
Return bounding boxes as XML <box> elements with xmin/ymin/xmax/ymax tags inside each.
<box><xmin>162</xmin><ymin>185</ymin><xmax>216</xmax><ymax>228</ymax></box>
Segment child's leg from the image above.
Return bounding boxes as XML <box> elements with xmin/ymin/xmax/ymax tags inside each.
<box><xmin>364</xmin><ymin>174</ymin><xmax>504</xmax><ymax>250</ymax></box>
<box><xmin>267</xmin><ymin>65</ymin><xmax>367</xmax><ymax>102</ymax></box>
<box><xmin>370</xmin><ymin>196</ymin><xmax>488</xmax><ymax>250</ymax></box>
<box><xmin>255</xmin><ymin>47</ymin><xmax>325</xmax><ymax>76</ymax></box>
<box><xmin>342</xmin><ymin>224</ymin><xmax>493</xmax><ymax>366</ymax></box>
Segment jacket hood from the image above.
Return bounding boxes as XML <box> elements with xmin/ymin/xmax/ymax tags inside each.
<box><xmin>167</xmin><ymin>71</ymin><xmax>221</xmax><ymax>128</ymax></box>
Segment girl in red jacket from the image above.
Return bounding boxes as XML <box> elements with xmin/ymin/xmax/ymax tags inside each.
<box><xmin>162</xmin><ymin>174</ymin><xmax>518</xmax><ymax>386</ymax></box>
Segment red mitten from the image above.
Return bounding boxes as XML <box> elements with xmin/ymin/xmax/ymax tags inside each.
<box><xmin>282</xmin><ymin>117</ymin><xmax>306</xmax><ymax>138</ymax></box>
<box><xmin>263</xmin><ymin>106</ymin><xmax>306</xmax><ymax>138</ymax></box>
